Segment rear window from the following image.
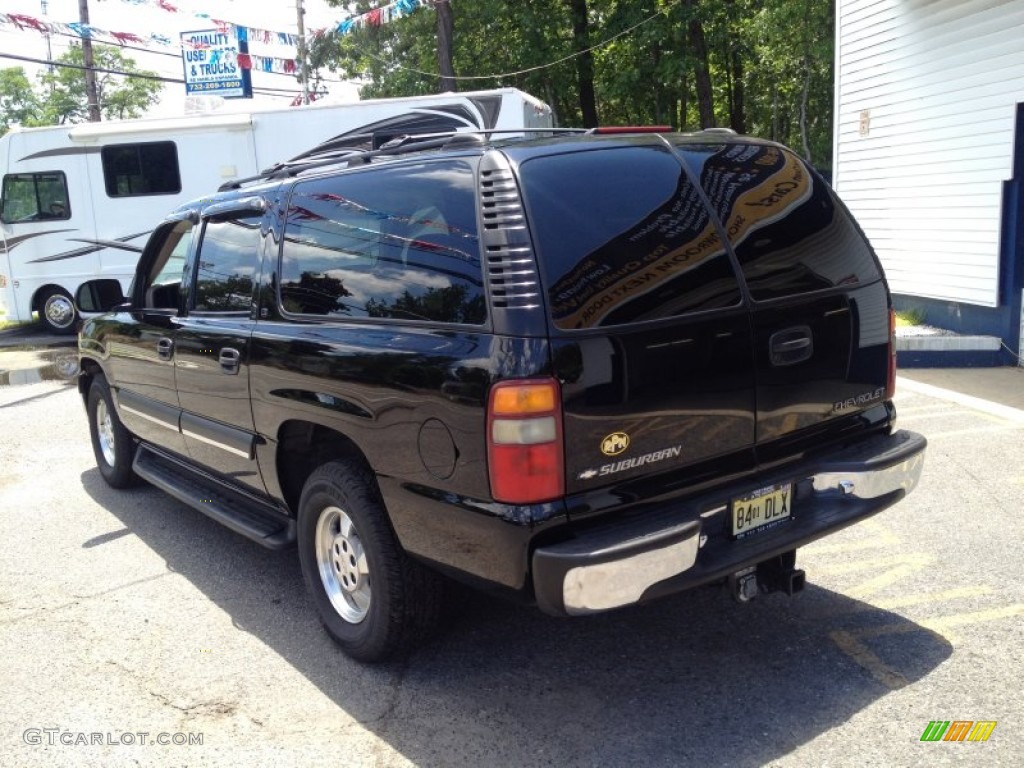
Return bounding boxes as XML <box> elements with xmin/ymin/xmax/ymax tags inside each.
<box><xmin>518</xmin><ymin>146</ymin><xmax>742</xmax><ymax>330</ymax></box>
<box><xmin>675</xmin><ymin>142</ymin><xmax>882</xmax><ymax>301</ymax></box>
<box><xmin>279</xmin><ymin>159</ymin><xmax>485</xmax><ymax>325</ymax></box>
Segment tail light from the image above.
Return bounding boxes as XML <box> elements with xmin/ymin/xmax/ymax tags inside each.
<box><xmin>886</xmin><ymin>307</ymin><xmax>897</xmax><ymax>399</ymax></box>
<box><xmin>487</xmin><ymin>378</ymin><xmax>564</xmax><ymax>504</ymax></box>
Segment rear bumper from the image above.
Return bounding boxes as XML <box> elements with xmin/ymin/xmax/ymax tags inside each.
<box><xmin>532</xmin><ymin>429</ymin><xmax>926</xmax><ymax>616</ymax></box>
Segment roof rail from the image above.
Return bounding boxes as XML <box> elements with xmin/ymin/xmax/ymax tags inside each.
<box><xmin>701</xmin><ymin>127</ymin><xmax>738</xmax><ymax>135</ymax></box>
<box><xmin>219</xmin><ymin>127</ymin><xmax>589</xmax><ymax>191</ymax></box>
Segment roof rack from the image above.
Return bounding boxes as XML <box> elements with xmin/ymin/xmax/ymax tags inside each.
<box><xmin>218</xmin><ymin>127</ymin><xmax>588</xmax><ymax>192</ymax></box>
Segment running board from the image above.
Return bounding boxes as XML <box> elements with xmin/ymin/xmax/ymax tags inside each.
<box><xmin>133</xmin><ymin>446</ymin><xmax>296</xmax><ymax>549</ymax></box>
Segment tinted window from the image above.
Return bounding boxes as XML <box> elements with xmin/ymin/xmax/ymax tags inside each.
<box><xmin>280</xmin><ymin>159</ymin><xmax>485</xmax><ymax>325</ymax></box>
<box><xmin>676</xmin><ymin>142</ymin><xmax>882</xmax><ymax>301</ymax></box>
<box><xmin>138</xmin><ymin>219</ymin><xmax>194</xmax><ymax>310</ymax></box>
<box><xmin>519</xmin><ymin>146</ymin><xmax>742</xmax><ymax>330</ymax></box>
<box><xmin>102</xmin><ymin>142</ymin><xmax>181</xmax><ymax>197</ymax></box>
<box><xmin>1</xmin><ymin>172</ymin><xmax>70</xmax><ymax>222</ymax></box>
<box><xmin>192</xmin><ymin>217</ymin><xmax>261</xmax><ymax>312</ymax></box>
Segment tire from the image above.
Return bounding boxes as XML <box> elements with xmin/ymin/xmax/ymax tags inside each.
<box><xmin>87</xmin><ymin>377</ymin><xmax>139</xmax><ymax>489</ymax></box>
<box><xmin>38</xmin><ymin>287</ymin><xmax>77</xmax><ymax>334</ymax></box>
<box><xmin>297</xmin><ymin>461</ymin><xmax>444</xmax><ymax>662</ymax></box>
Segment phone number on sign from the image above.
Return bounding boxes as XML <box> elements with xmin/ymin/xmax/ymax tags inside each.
<box><xmin>188</xmin><ymin>81</ymin><xmax>242</xmax><ymax>91</ymax></box>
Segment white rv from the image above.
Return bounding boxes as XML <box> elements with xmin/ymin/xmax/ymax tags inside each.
<box><xmin>0</xmin><ymin>88</ymin><xmax>552</xmax><ymax>331</ymax></box>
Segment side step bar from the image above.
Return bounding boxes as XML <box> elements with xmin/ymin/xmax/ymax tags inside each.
<box><xmin>133</xmin><ymin>446</ymin><xmax>296</xmax><ymax>550</ymax></box>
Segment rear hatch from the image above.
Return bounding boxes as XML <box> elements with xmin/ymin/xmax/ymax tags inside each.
<box><xmin>511</xmin><ymin>136</ymin><xmax>891</xmax><ymax>509</ymax></box>
<box><xmin>673</xmin><ymin>140</ymin><xmax>891</xmax><ymax>466</ymax></box>
<box><xmin>512</xmin><ymin>138</ymin><xmax>758</xmax><ymax>498</ymax></box>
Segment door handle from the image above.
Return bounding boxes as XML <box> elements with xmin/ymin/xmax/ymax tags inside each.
<box><xmin>219</xmin><ymin>347</ymin><xmax>241</xmax><ymax>375</ymax></box>
<box><xmin>769</xmin><ymin>327</ymin><xmax>813</xmax><ymax>366</ymax></box>
<box><xmin>157</xmin><ymin>337</ymin><xmax>174</xmax><ymax>361</ymax></box>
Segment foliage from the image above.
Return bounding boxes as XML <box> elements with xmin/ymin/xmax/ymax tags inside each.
<box><xmin>37</xmin><ymin>44</ymin><xmax>163</xmax><ymax>124</ymax></box>
<box><xmin>311</xmin><ymin>0</ymin><xmax>837</xmax><ymax>169</ymax></box>
<box><xmin>0</xmin><ymin>45</ymin><xmax>162</xmax><ymax>136</ymax></box>
<box><xmin>0</xmin><ymin>68</ymin><xmax>41</xmax><ymax>135</ymax></box>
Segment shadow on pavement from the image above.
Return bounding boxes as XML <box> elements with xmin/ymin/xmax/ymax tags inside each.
<box><xmin>81</xmin><ymin>468</ymin><xmax>952</xmax><ymax>767</ymax></box>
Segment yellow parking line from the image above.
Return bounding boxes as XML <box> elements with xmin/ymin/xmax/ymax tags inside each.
<box><xmin>870</xmin><ymin>585</ymin><xmax>993</xmax><ymax>611</ymax></box>
<box><xmin>846</xmin><ymin>564</ymin><xmax>933</xmax><ymax>600</ymax></box>
<box><xmin>829</xmin><ymin>630</ymin><xmax>909</xmax><ymax>690</ymax></box>
<box><xmin>813</xmin><ymin>552</ymin><xmax>933</xmax><ymax>577</ymax></box>
<box><xmin>924</xmin><ymin>425</ymin><xmax>1024</xmax><ymax>440</ymax></box>
<box><xmin>919</xmin><ymin>604</ymin><xmax>1024</xmax><ymax>635</ymax></box>
<box><xmin>803</xmin><ymin>519</ymin><xmax>901</xmax><ymax>555</ymax></box>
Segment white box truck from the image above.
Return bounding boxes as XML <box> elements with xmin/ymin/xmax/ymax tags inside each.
<box><xmin>0</xmin><ymin>88</ymin><xmax>552</xmax><ymax>331</ymax></box>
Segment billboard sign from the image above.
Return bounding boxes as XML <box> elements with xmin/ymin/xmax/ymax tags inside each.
<box><xmin>180</xmin><ymin>27</ymin><xmax>253</xmax><ymax>99</ymax></box>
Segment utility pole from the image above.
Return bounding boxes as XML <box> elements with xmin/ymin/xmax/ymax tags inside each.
<box><xmin>40</xmin><ymin>0</ymin><xmax>54</xmax><ymax>80</ymax></box>
<box><xmin>436</xmin><ymin>0</ymin><xmax>455</xmax><ymax>92</ymax></box>
<box><xmin>78</xmin><ymin>0</ymin><xmax>101</xmax><ymax>121</ymax></box>
<box><xmin>295</xmin><ymin>0</ymin><xmax>310</xmax><ymax>105</ymax></box>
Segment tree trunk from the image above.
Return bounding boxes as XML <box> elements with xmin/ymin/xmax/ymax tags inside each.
<box><xmin>684</xmin><ymin>1</ymin><xmax>714</xmax><ymax>128</ymax></box>
<box><xmin>78</xmin><ymin>0</ymin><xmax>101</xmax><ymax>121</ymax></box>
<box><xmin>730</xmin><ymin>48</ymin><xmax>746</xmax><ymax>133</ymax></box>
<box><xmin>436</xmin><ymin>1</ymin><xmax>456</xmax><ymax>92</ymax></box>
<box><xmin>799</xmin><ymin>56</ymin><xmax>811</xmax><ymax>161</ymax></box>
<box><xmin>566</xmin><ymin>0</ymin><xmax>598</xmax><ymax>128</ymax></box>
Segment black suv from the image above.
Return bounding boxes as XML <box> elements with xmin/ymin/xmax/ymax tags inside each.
<box><xmin>76</xmin><ymin>128</ymin><xmax>926</xmax><ymax>662</ymax></box>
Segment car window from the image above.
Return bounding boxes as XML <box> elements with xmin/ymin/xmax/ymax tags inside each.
<box><xmin>519</xmin><ymin>145</ymin><xmax>743</xmax><ymax>330</ymax></box>
<box><xmin>674</xmin><ymin>142</ymin><xmax>882</xmax><ymax>301</ymax></box>
<box><xmin>279</xmin><ymin>159</ymin><xmax>485</xmax><ymax>325</ymax></box>
<box><xmin>138</xmin><ymin>219</ymin><xmax>194</xmax><ymax>310</ymax></box>
<box><xmin>192</xmin><ymin>216</ymin><xmax>261</xmax><ymax>313</ymax></box>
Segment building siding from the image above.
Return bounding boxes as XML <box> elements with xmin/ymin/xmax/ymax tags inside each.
<box><xmin>834</xmin><ymin>0</ymin><xmax>1024</xmax><ymax>307</ymax></box>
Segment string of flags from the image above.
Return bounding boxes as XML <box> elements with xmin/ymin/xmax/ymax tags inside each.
<box><xmin>0</xmin><ymin>0</ymin><xmax>435</xmax><ymax>59</ymax></box>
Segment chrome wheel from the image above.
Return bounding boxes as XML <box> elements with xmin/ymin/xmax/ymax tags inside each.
<box><xmin>315</xmin><ymin>505</ymin><xmax>371</xmax><ymax>624</ymax></box>
<box><xmin>95</xmin><ymin>398</ymin><xmax>117</xmax><ymax>467</ymax></box>
<box><xmin>43</xmin><ymin>292</ymin><xmax>75</xmax><ymax>330</ymax></box>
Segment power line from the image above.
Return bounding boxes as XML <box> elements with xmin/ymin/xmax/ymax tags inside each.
<box><xmin>0</xmin><ymin>50</ymin><xmax>315</xmax><ymax>97</ymax></box>
<box><xmin>343</xmin><ymin>0</ymin><xmax>684</xmax><ymax>82</ymax></box>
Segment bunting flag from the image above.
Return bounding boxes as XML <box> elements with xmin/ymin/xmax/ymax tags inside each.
<box><xmin>0</xmin><ymin>1</ymin><xmax>433</xmax><ymax>74</ymax></box>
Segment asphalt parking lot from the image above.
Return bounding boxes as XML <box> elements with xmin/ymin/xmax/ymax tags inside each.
<box><xmin>1</xmin><ymin>339</ymin><xmax>1021</xmax><ymax>766</ymax></box>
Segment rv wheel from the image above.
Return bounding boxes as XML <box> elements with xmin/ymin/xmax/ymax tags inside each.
<box><xmin>38</xmin><ymin>288</ymin><xmax>77</xmax><ymax>333</ymax></box>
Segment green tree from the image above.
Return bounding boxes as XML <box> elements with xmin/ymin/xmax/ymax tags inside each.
<box><xmin>37</xmin><ymin>43</ymin><xmax>162</xmax><ymax>124</ymax></box>
<box><xmin>309</xmin><ymin>0</ymin><xmax>837</xmax><ymax>167</ymax></box>
<box><xmin>0</xmin><ymin>68</ymin><xmax>42</xmax><ymax>136</ymax></box>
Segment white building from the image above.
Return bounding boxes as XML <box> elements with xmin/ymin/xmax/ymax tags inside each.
<box><xmin>833</xmin><ymin>0</ymin><xmax>1024</xmax><ymax>363</ymax></box>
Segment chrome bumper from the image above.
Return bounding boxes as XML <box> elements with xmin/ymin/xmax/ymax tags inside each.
<box><xmin>533</xmin><ymin>429</ymin><xmax>927</xmax><ymax>616</ymax></box>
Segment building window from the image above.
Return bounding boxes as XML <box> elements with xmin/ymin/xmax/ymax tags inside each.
<box><xmin>102</xmin><ymin>142</ymin><xmax>181</xmax><ymax>197</ymax></box>
<box><xmin>1</xmin><ymin>172</ymin><xmax>71</xmax><ymax>222</ymax></box>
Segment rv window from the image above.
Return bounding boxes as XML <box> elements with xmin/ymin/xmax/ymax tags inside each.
<box><xmin>102</xmin><ymin>142</ymin><xmax>181</xmax><ymax>197</ymax></box>
<box><xmin>1</xmin><ymin>172</ymin><xmax>71</xmax><ymax>223</ymax></box>
<box><xmin>191</xmin><ymin>216</ymin><xmax>261</xmax><ymax>313</ymax></box>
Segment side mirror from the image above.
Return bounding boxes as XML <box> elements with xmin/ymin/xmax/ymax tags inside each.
<box><xmin>75</xmin><ymin>279</ymin><xmax>126</xmax><ymax>313</ymax></box>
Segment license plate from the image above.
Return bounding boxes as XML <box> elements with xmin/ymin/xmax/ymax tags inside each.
<box><xmin>732</xmin><ymin>483</ymin><xmax>792</xmax><ymax>538</ymax></box>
